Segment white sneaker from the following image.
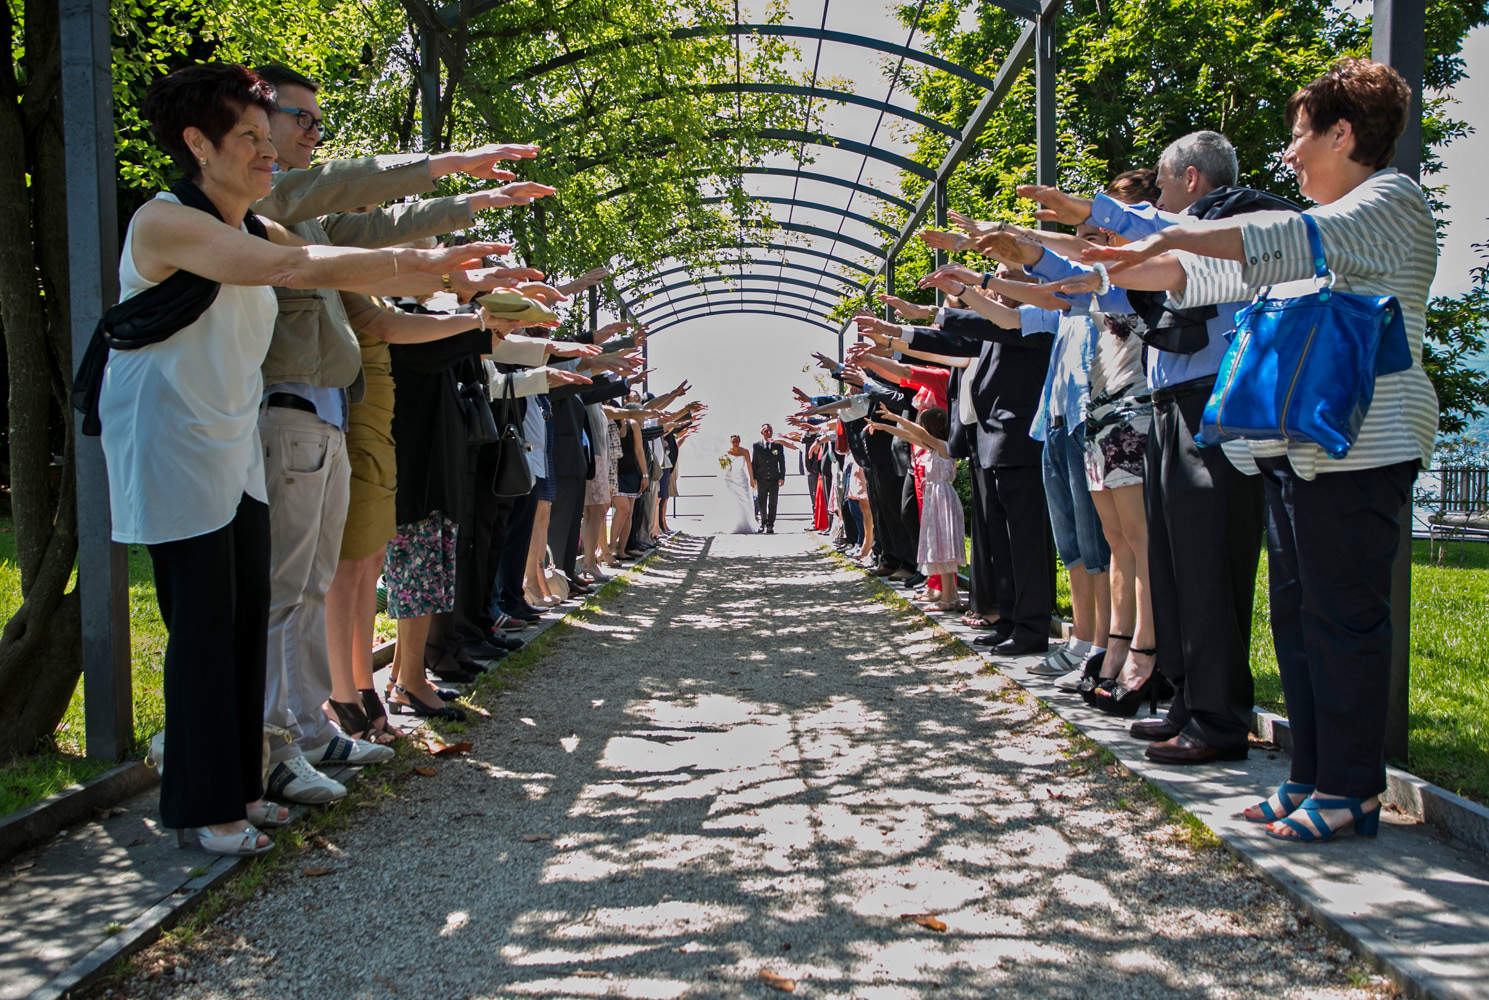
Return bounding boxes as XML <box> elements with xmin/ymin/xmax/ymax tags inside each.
<box><xmin>266</xmin><ymin>755</ymin><xmax>347</xmax><ymax>804</ymax></box>
<box><xmin>1029</xmin><ymin>646</ymin><xmax>1082</xmax><ymax>677</ymax></box>
<box><xmin>306</xmin><ymin>734</ymin><xmax>394</xmax><ymax>768</ymax></box>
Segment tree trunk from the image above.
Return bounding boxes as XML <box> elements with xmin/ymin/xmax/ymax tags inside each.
<box><xmin>0</xmin><ymin>0</ymin><xmax>84</xmax><ymax>761</ymax></box>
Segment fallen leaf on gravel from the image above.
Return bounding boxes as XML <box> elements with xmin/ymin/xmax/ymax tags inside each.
<box><xmin>522</xmin><ymin>833</ymin><xmax>553</xmax><ymax>842</ymax></box>
<box><xmin>465</xmin><ymin>704</ymin><xmax>492</xmax><ymax>718</ymax></box>
<box><xmin>1104</xmin><ymin>765</ymin><xmax>1120</xmax><ymax>776</ymax></box>
<box><xmin>571</xmin><ymin>971</ymin><xmax>604</xmax><ymax>978</ymax></box>
<box><xmin>758</xmin><ymin>970</ymin><xmax>796</xmax><ymax>992</ymax></box>
<box><xmin>900</xmin><ymin>913</ymin><xmax>948</xmax><ymax>932</ymax></box>
<box><xmin>1066</xmin><ymin>767</ymin><xmax>1089</xmax><ymax>777</ymax></box>
<box><xmin>424</xmin><ymin>740</ymin><xmax>472</xmax><ymax>756</ymax></box>
<box><xmin>413</xmin><ymin>766</ymin><xmax>437</xmax><ymax>777</ymax></box>
<box><xmin>300</xmin><ymin>867</ymin><xmax>336</xmax><ymax>877</ymax></box>
<box><xmin>1044</xmin><ymin>786</ymin><xmax>1062</xmax><ymax>799</ymax></box>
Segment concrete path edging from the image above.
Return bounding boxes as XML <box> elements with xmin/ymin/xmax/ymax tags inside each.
<box><xmin>0</xmin><ymin>762</ymin><xmax>159</xmax><ymax>866</ymax></box>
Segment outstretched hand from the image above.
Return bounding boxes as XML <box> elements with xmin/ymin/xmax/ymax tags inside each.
<box><xmin>919</xmin><ymin>229</ymin><xmax>971</xmax><ymax>253</ymax></box>
<box><xmin>1016</xmin><ymin>183</ymin><xmax>1093</xmax><ymax>226</ymax></box>
<box><xmin>1078</xmin><ymin>231</ymin><xmax>1168</xmax><ymax>272</ymax></box>
<box><xmin>876</xmin><ymin>293</ymin><xmax>933</xmax><ymax>321</ymax></box>
<box><xmin>974</xmin><ymin>230</ymin><xmax>1043</xmax><ymax>267</ymax></box>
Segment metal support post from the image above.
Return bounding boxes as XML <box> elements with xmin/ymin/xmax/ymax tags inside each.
<box><xmin>884</xmin><ymin>253</ymin><xmax>896</xmax><ymax>323</ymax></box>
<box><xmin>588</xmin><ymin>285</ymin><xmax>598</xmax><ymax>338</ymax></box>
<box><xmin>61</xmin><ymin>0</ymin><xmax>131</xmax><ymax>760</ymax></box>
<box><xmin>1035</xmin><ymin>5</ymin><xmax>1058</xmax><ymax>231</ymax></box>
<box><xmin>933</xmin><ymin>182</ymin><xmax>947</xmax><ymax>305</ymax></box>
<box><xmin>1373</xmin><ymin>0</ymin><xmax>1425</xmax><ymax>764</ymax></box>
<box><xmin>419</xmin><ymin>29</ymin><xmax>442</xmax><ymax>152</ymax></box>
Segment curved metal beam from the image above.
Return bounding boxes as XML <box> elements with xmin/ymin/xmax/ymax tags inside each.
<box><xmin>633</xmin><ymin>286</ymin><xmax>839</xmax><ymax>319</ymax></box>
<box><xmin>698</xmin><ymin>195</ymin><xmax>896</xmax><ymax>238</ymax></box>
<box><xmin>643</xmin><ymin>300</ymin><xmax>835</xmax><ymax>332</ymax></box>
<box><xmin>628</xmin><ymin>273</ymin><xmax>852</xmax><ymax>309</ymax></box>
<box><xmin>487</xmin><ymin>25</ymin><xmax>1004</xmax><ymax>91</ymax></box>
<box><xmin>635</xmin><ymin>293</ymin><xmax>831</xmax><ymax>322</ymax></box>
<box><xmin>537</xmin><ymin>82</ymin><xmax>960</xmax><ymax>141</ymax></box>
<box><xmin>599</xmin><ymin>166</ymin><xmax>914</xmax><ymax>215</ymax></box>
<box><xmin>754</xmin><ymin>129</ymin><xmax>933</xmax><ymax>181</ymax></box>
<box><xmin>647</xmin><ymin>308</ymin><xmax>840</xmax><ymax>336</ymax></box>
<box><xmin>617</xmin><ymin>259</ymin><xmax>863</xmax><ymax>296</ymax></box>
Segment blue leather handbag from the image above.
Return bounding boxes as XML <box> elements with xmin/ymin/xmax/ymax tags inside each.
<box><xmin>1198</xmin><ymin>214</ymin><xmax>1412</xmax><ymax>458</ymax></box>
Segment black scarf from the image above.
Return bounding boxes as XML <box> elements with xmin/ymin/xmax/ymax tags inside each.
<box><xmin>71</xmin><ymin>180</ymin><xmax>269</xmax><ymax>436</ymax></box>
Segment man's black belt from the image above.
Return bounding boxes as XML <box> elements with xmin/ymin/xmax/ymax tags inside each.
<box><xmin>265</xmin><ymin>392</ymin><xmax>318</xmax><ymax>414</ymax></box>
<box><xmin>1150</xmin><ymin>376</ymin><xmax>1217</xmax><ymax>405</ymax></box>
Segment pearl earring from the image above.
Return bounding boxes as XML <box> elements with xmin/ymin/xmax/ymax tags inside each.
<box><xmin>199</xmin><ymin>157</ymin><xmax>208</xmax><ymax>165</ymax></box>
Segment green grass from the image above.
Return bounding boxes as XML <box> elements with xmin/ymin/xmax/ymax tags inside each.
<box><xmin>0</xmin><ymin>519</ymin><xmax>168</xmax><ymax>816</ymax></box>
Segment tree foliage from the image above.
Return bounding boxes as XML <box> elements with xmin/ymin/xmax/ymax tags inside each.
<box><xmin>1425</xmin><ymin>240</ymin><xmax>1489</xmax><ymax>435</ymax></box>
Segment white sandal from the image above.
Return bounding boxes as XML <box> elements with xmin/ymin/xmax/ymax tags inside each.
<box><xmin>246</xmin><ymin>800</ymin><xmax>291</xmax><ymax>828</ymax></box>
<box><xmin>177</xmin><ymin>824</ymin><xmax>274</xmax><ymax>857</ymax></box>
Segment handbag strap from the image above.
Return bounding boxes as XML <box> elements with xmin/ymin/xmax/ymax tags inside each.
<box><xmin>1303</xmin><ymin>213</ymin><xmax>1330</xmax><ymax>283</ymax></box>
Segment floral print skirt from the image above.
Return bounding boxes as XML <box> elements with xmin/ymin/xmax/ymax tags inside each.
<box><xmin>1083</xmin><ymin>388</ymin><xmax>1152</xmax><ymax>492</ymax></box>
<box><xmin>383</xmin><ymin>512</ymin><xmax>457</xmax><ymax>619</ymax></box>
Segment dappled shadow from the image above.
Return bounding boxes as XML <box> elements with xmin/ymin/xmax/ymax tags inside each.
<box><xmin>128</xmin><ymin>531</ymin><xmax>1374</xmax><ymax>1000</ymax></box>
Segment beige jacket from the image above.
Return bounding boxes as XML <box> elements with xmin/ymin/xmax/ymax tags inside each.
<box><xmin>251</xmin><ymin>156</ymin><xmax>477</xmax><ymax>399</ymax></box>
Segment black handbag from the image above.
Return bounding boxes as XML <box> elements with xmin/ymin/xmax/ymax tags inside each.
<box><xmin>490</xmin><ymin>374</ymin><xmax>536</xmax><ymax>498</ymax></box>
<box><xmin>454</xmin><ymin>369</ymin><xmax>501</xmax><ymax>445</ymax></box>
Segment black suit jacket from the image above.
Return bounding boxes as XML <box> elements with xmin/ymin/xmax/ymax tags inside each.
<box><xmin>907</xmin><ymin>308</ymin><xmax>1053</xmax><ymax>469</ymax></box>
<box><xmin>751</xmin><ymin>440</ymin><xmax>786</xmax><ymax>483</ymax></box>
<box><xmin>548</xmin><ymin>376</ymin><xmax>630</xmax><ymax>479</ymax></box>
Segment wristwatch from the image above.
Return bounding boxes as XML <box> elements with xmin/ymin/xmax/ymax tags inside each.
<box><xmin>980</xmin><ymin>271</ymin><xmax>993</xmax><ymax>290</ymax></box>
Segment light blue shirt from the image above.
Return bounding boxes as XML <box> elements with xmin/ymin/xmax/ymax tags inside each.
<box><xmin>262</xmin><ymin>382</ymin><xmax>347</xmax><ymax>430</ymax></box>
<box><xmin>1086</xmin><ymin>194</ymin><xmax>1245</xmax><ymax>390</ymax></box>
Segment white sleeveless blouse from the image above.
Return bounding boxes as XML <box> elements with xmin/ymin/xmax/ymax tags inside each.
<box><xmin>98</xmin><ymin>192</ymin><xmax>277</xmax><ymax>544</ymax></box>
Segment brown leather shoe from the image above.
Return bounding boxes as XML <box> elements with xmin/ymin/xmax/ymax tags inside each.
<box><xmin>1144</xmin><ymin>731</ymin><xmax>1247</xmax><ymax>764</ymax></box>
<box><xmin>1130</xmin><ymin>717</ymin><xmax>1183</xmax><ymax>742</ymax></box>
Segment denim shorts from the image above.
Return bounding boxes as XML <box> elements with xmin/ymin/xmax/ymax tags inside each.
<box><xmin>1042</xmin><ymin>423</ymin><xmax>1110</xmax><ymax>573</ymax></box>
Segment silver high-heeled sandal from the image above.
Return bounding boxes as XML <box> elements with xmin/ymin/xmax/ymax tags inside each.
<box><xmin>176</xmin><ymin>824</ymin><xmax>274</xmax><ymax>857</ymax></box>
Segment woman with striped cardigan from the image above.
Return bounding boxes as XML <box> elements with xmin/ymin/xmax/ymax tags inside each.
<box><xmin>1081</xmin><ymin>58</ymin><xmax>1437</xmax><ymax>844</ymax></box>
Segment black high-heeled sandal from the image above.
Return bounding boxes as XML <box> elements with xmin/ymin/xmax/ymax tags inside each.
<box><xmin>329</xmin><ymin>697</ymin><xmax>371</xmax><ymax>740</ymax></box>
<box><xmin>359</xmin><ymin>688</ymin><xmax>400</xmax><ymax>743</ymax></box>
<box><xmin>1078</xmin><ymin>633</ymin><xmax>1131</xmax><ymax>705</ymax></box>
<box><xmin>1095</xmin><ymin>647</ymin><xmax>1173</xmax><ymax>717</ymax></box>
<box><xmin>389</xmin><ymin>683</ymin><xmax>467</xmax><ymax>722</ymax></box>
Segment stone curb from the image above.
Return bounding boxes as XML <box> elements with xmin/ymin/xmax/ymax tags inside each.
<box><xmin>0</xmin><ymin>762</ymin><xmax>159</xmax><ymax>866</ymax></box>
<box><xmin>1250</xmin><ymin>706</ymin><xmax>1489</xmax><ymax>857</ymax></box>
<box><xmin>22</xmin><ymin>544</ymin><xmax>666</xmax><ymax>1000</ymax></box>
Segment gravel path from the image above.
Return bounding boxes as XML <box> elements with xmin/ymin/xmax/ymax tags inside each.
<box><xmin>100</xmin><ymin>532</ymin><xmax>1379</xmax><ymax>1000</ymax></box>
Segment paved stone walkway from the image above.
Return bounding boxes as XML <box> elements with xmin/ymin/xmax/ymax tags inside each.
<box><xmin>91</xmin><ymin>533</ymin><xmax>1382</xmax><ymax>1000</ymax></box>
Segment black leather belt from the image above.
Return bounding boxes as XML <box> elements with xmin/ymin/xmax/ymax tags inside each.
<box><xmin>265</xmin><ymin>392</ymin><xmax>318</xmax><ymax>414</ymax></box>
<box><xmin>1150</xmin><ymin>376</ymin><xmax>1217</xmax><ymax>405</ymax></box>
<box><xmin>1048</xmin><ymin>415</ymin><xmax>1066</xmax><ymax>431</ymax></box>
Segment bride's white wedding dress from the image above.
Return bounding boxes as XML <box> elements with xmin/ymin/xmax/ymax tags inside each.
<box><xmin>712</xmin><ymin>453</ymin><xmax>758</xmax><ymax>535</ymax></box>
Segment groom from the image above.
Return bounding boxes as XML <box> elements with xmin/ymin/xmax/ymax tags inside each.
<box><xmin>751</xmin><ymin>423</ymin><xmax>787</xmax><ymax>534</ymax></box>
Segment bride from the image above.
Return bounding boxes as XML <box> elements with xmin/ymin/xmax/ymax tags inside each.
<box><xmin>715</xmin><ymin>434</ymin><xmax>758</xmax><ymax>535</ymax></box>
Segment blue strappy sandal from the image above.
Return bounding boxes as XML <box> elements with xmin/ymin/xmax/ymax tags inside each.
<box><xmin>1244</xmin><ymin>781</ymin><xmax>1315</xmax><ymax>823</ymax></box>
<box><xmin>1266</xmin><ymin>795</ymin><xmax>1381</xmax><ymax>843</ymax></box>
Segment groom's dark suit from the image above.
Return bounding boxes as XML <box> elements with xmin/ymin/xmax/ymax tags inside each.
<box><xmin>751</xmin><ymin>439</ymin><xmax>787</xmax><ymax>529</ymax></box>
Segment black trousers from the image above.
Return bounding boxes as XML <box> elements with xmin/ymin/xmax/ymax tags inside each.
<box><xmin>968</xmin><ymin>463</ymin><xmax>1050</xmax><ymax>643</ymax></box>
<box><xmin>1257</xmin><ymin>457</ymin><xmax>1415</xmax><ymax>797</ymax></box>
<box><xmin>496</xmin><ymin>485</ymin><xmax>537</xmax><ymax>612</ymax></box>
<box><xmin>756</xmin><ymin>478</ymin><xmax>780</xmax><ymax>528</ymax></box>
<box><xmin>866</xmin><ymin>460</ymin><xmax>915</xmax><ymax>568</ymax></box>
<box><xmin>454</xmin><ymin>444</ymin><xmax>514</xmax><ymax>642</ymax></box>
<box><xmin>901</xmin><ymin>466</ymin><xmax>922</xmax><ymax>560</ymax></box>
<box><xmin>548</xmin><ymin>474</ymin><xmax>586</xmax><ymax>578</ymax></box>
<box><xmin>148</xmin><ymin>494</ymin><xmax>269</xmax><ymax>829</ymax></box>
<box><xmin>1145</xmin><ymin>382</ymin><xmax>1264</xmax><ymax>750</ymax></box>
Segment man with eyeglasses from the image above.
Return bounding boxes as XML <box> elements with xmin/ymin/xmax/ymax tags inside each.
<box><xmin>247</xmin><ymin>63</ymin><xmax>556</xmax><ymax>807</ymax></box>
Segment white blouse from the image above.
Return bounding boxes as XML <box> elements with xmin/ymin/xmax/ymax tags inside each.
<box><xmin>1172</xmin><ymin>169</ymin><xmax>1439</xmax><ymax>480</ymax></box>
<box><xmin>99</xmin><ymin>193</ymin><xmax>277</xmax><ymax>544</ymax></box>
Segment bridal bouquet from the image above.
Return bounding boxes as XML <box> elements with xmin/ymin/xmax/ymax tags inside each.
<box><xmin>717</xmin><ymin>455</ymin><xmax>731</xmax><ymax>470</ymax></box>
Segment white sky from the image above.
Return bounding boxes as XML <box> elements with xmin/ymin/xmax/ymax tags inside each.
<box><xmin>612</xmin><ymin>4</ymin><xmax>1488</xmax><ymax>489</ymax></box>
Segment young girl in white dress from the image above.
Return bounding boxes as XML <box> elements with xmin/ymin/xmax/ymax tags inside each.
<box><xmin>868</xmin><ymin>405</ymin><xmax>965</xmax><ymax>611</ymax></box>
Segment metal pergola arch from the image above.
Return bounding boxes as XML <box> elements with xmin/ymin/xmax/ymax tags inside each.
<box><xmin>627</xmin><ymin>274</ymin><xmax>852</xmax><ymax>313</ymax></box>
<box><xmin>633</xmin><ymin>285</ymin><xmax>841</xmax><ymax>321</ymax></box>
<box><xmin>57</xmin><ymin>0</ymin><xmax>1430</xmax><ymax>762</ymax></box>
<box><xmin>600</xmin><ymin>167</ymin><xmax>916</xmax><ymax>214</ymax></box>
<box><xmin>639</xmin><ymin>297</ymin><xmax>836</xmax><ymax>328</ymax></box>
<box><xmin>646</xmin><ymin>308</ymin><xmax>841</xmax><ymax>337</ymax></box>
<box><xmin>616</xmin><ymin>260</ymin><xmax>864</xmax><ymax>297</ymax></box>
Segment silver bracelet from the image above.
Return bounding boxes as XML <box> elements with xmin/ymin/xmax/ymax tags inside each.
<box><xmin>1094</xmin><ymin>263</ymin><xmax>1110</xmax><ymax>296</ymax></box>
<box><xmin>389</xmin><ymin>249</ymin><xmax>399</xmax><ymax>278</ymax></box>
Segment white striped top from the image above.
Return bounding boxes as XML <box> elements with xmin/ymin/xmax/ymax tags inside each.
<box><xmin>1172</xmin><ymin>168</ymin><xmax>1439</xmax><ymax>480</ymax></box>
